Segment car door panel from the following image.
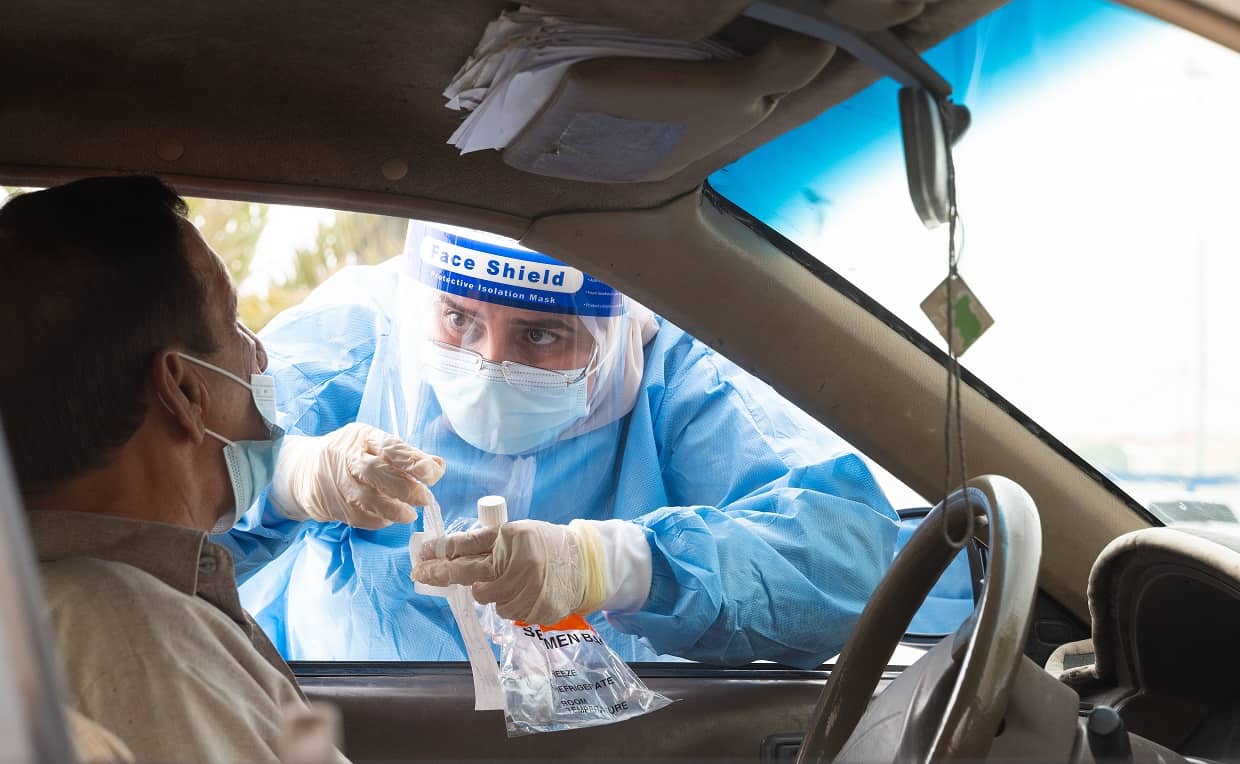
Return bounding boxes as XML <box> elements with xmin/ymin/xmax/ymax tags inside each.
<box><xmin>299</xmin><ymin>667</ymin><xmax>896</xmax><ymax>761</ymax></box>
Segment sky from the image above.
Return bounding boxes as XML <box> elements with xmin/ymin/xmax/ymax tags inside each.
<box><xmin>242</xmin><ymin>204</ymin><xmax>334</xmax><ymax>297</ymax></box>
<box><xmin>711</xmin><ymin>0</ymin><xmax>1240</xmax><ymax>495</ymax></box>
<box><xmin>817</xmin><ymin>23</ymin><xmax>1240</xmax><ymax>445</ymax></box>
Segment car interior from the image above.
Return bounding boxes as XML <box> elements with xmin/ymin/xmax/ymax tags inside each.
<box><xmin>4</xmin><ymin>0</ymin><xmax>1240</xmax><ymax>761</ymax></box>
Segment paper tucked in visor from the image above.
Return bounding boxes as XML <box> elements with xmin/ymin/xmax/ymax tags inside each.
<box><xmin>444</xmin><ymin>6</ymin><xmax>737</xmax><ymax>153</ymax></box>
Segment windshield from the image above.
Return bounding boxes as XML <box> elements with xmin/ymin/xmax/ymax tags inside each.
<box><xmin>709</xmin><ymin>0</ymin><xmax>1240</xmax><ymax>524</ymax></box>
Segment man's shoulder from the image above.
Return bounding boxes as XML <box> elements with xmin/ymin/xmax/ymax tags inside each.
<box><xmin>41</xmin><ymin>555</ymin><xmax>299</xmax><ymax>698</ymax></box>
<box><xmin>42</xmin><ymin>556</ymin><xmax>179</xmax><ymax>608</ymax></box>
<box><xmin>40</xmin><ymin>557</ymin><xmax>222</xmax><ymax>647</ymax></box>
<box><xmin>46</xmin><ymin>559</ymin><xmax>185</xmax><ymax>649</ymax></box>
<box><xmin>40</xmin><ymin>560</ymin><xmax>313</xmax><ymax>763</ymax></box>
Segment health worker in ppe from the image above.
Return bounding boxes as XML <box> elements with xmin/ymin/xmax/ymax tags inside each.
<box><xmin>217</xmin><ymin>221</ymin><xmax>900</xmax><ymax>668</ymax></box>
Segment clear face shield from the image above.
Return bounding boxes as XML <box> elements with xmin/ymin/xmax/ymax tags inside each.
<box><xmin>393</xmin><ymin>222</ymin><xmax>654</xmax><ymax>457</ymax></box>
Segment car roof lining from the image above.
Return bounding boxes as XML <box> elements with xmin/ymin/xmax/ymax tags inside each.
<box><xmin>1120</xmin><ymin>0</ymin><xmax>1240</xmax><ymax>51</ymax></box>
<box><xmin>0</xmin><ymin>0</ymin><xmax>1003</xmax><ymax>221</ymax></box>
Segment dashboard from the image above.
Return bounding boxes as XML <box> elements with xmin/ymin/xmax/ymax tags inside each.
<box><xmin>1047</xmin><ymin>525</ymin><xmax>1240</xmax><ymax>761</ymax></box>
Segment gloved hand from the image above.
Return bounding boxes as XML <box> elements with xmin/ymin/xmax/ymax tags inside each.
<box><xmin>412</xmin><ymin>518</ymin><xmax>653</xmax><ymax>625</ymax></box>
<box><xmin>270</xmin><ymin>423</ymin><xmax>445</xmax><ymax>530</ymax></box>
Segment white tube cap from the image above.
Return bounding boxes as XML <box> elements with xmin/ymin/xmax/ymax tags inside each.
<box><xmin>477</xmin><ymin>496</ymin><xmax>508</xmax><ymax>528</ymax></box>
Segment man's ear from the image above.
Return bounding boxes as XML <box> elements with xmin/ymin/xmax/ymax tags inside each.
<box><xmin>152</xmin><ymin>351</ymin><xmax>208</xmax><ymax>444</ymax></box>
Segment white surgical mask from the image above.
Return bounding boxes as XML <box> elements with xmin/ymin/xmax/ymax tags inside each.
<box><xmin>423</xmin><ymin>342</ymin><xmax>588</xmax><ymax>456</ymax></box>
<box><xmin>177</xmin><ymin>353</ymin><xmax>284</xmax><ymax>533</ymax></box>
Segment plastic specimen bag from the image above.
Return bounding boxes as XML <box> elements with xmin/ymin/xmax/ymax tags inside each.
<box><xmin>412</xmin><ymin>494</ymin><xmax>671</xmax><ymax>733</ymax></box>
<box><xmin>483</xmin><ymin>609</ymin><xmax>673</xmax><ymax>736</ymax></box>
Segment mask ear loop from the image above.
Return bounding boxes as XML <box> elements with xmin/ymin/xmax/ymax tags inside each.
<box><xmin>157</xmin><ymin>392</ymin><xmax>234</xmax><ymax>448</ymax></box>
<box><xmin>177</xmin><ymin>352</ymin><xmax>256</xmax><ymax>392</ymax></box>
<box><xmin>155</xmin><ymin>393</ymin><xmax>240</xmax><ymax>534</ymax></box>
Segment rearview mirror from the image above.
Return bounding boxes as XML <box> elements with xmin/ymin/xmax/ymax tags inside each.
<box><xmin>899</xmin><ymin>87</ymin><xmax>970</xmax><ymax>229</ymax></box>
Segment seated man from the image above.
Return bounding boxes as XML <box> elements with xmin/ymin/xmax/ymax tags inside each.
<box><xmin>0</xmin><ymin>177</ymin><xmax>441</xmax><ymax>763</ymax></box>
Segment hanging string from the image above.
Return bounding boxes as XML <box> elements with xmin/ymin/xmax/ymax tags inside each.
<box><xmin>940</xmin><ymin>100</ymin><xmax>973</xmax><ymax>550</ymax></box>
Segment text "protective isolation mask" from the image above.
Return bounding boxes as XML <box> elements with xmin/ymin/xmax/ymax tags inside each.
<box><xmin>178</xmin><ymin>353</ymin><xmax>284</xmax><ymax>533</ymax></box>
<box><xmin>424</xmin><ymin>342</ymin><xmax>589</xmax><ymax>456</ymax></box>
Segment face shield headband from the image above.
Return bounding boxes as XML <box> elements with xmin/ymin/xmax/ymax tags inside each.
<box><xmin>406</xmin><ymin>224</ymin><xmax>624</xmax><ymax>319</ymax></box>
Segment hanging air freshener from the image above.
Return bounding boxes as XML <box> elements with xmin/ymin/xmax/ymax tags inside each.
<box><xmin>920</xmin><ymin>272</ymin><xmax>993</xmax><ymax>356</ymax></box>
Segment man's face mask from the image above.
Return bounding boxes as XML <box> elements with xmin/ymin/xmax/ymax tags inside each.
<box><xmin>423</xmin><ymin>341</ymin><xmax>590</xmax><ymax>456</ymax></box>
<box><xmin>177</xmin><ymin>353</ymin><xmax>284</xmax><ymax>533</ymax></box>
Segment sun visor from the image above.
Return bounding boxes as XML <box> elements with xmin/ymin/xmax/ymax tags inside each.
<box><xmin>820</xmin><ymin>0</ymin><xmax>932</xmax><ymax>32</ymax></box>
<box><xmin>516</xmin><ymin>0</ymin><xmax>753</xmax><ymax>41</ymax></box>
<box><xmin>501</xmin><ymin>35</ymin><xmax>834</xmax><ymax>183</ymax></box>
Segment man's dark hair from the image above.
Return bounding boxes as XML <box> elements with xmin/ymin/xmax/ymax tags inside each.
<box><xmin>0</xmin><ymin>176</ymin><xmax>218</xmax><ymax>494</ymax></box>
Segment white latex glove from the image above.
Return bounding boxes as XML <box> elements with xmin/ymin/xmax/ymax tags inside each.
<box><xmin>270</xmin><ymin>423</ymin><xmax>445</xmax><ymax>530</ymax></box>
<box><xmin>412</xmin><ymin>518</ymin><xmax>652</xmax><ymax>625</ymax></box>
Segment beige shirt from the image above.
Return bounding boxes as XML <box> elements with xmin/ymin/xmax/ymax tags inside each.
<box><xmin>67</xmin><ymin>706</ymin><xmax>135</xmax><ymax>763</ymax></box>
<box><xmin>31</xmin><ymin>511</ymin><xmax>347</xmax><ymax>764</ymax></box>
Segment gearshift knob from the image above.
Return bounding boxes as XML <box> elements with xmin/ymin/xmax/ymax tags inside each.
<box><xmin>1086</xmin><ymin>706</ymin><xmax>1132</xmax><ymax>762</ymax></box>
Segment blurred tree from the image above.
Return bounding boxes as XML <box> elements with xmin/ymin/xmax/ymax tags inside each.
<box><xmin>241</xmin><ymin>211</ymin><xmax>407</xmax><ymax>331</ymax></box>
<box><xmin>185</xmin><ymin>198</ymin><xmax>268</xmax><ymax>287</ymax></box>
<box><xmin>2</xmin><ymin>186</ymin><xmax>36</xmax><ymax>203</ymax></box>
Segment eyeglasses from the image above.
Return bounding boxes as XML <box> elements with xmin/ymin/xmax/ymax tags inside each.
<box><xmin>425</xmin><ymin>339</ymin><xmax>601</xmax><ymax>391</ymax></box>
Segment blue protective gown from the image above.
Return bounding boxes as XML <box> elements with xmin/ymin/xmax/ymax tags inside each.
<box><xmin>217</xmin><ymin>260</ymin><xmax>899</xmax><ymax>668</ymax></box>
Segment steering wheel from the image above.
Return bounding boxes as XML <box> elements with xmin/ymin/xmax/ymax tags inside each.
<box><xmin>796</xmin><ymin>475</ymin><xmax>1042</xmax><ymax>762</ymax></box>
